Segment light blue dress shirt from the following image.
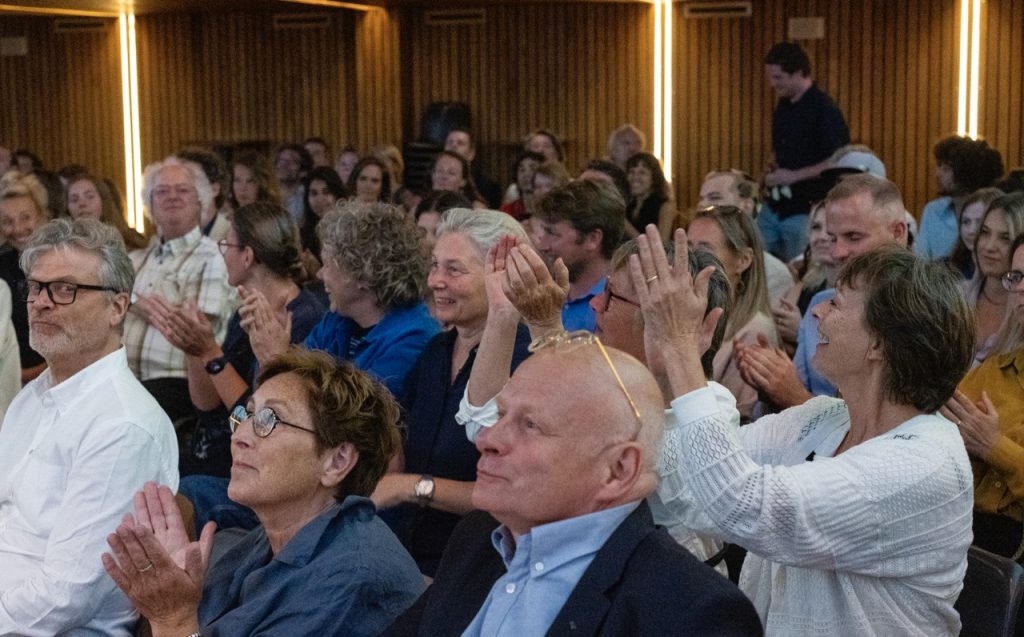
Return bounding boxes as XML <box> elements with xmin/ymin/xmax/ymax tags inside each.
<box><xmin>561</xmin><ymin>277</ymin><xmax>606</xmax><ymax>333</ymax></box>
<box><xmin>793</xmin><ymin>288</ymin><xmax>838</xmax><ymax>397</ymax></box>
<box><xmin>914</xmin><ymin>197</ymin><xmax>959</xmax><ymax>260</ymax></box>
<box><xmin>462</xmin><ymin>501</ymin><xmax>639</xmax><ymax>637</ymax></box>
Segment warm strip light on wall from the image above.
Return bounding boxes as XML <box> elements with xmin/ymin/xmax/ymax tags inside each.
<box><xmin>119</xmin><ymin>13</ymin><xmax>144</xmax><ymax>231</ymax></box>
<box><xmin>651</xmin><ymin>0</ymin><xmax>674</xmax><ymax>183</ymax></box>
<box><xmin>652</xmin><ymin>0</ymin><xmax>664</xmax><ymax>161</ymax></box>
<box><xmin>956</xmin><ymin>0</ymin><xmax>982</xmax><ymax>139</ymax></box>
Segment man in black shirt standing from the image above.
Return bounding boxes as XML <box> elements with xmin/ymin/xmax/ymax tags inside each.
<box><xmin>760</xmin><ymin>42</ymin><xmax>849</xmax><ymax>262</ymax></box>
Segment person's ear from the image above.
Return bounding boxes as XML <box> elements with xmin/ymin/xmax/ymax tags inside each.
<box><xmin>583</xmin><ymin>228</ymin><xmax>604</xmax><ymax>253</ymax></box>
<box><xmin>321</xmin><ymin>442</ymin><xmax>358</xmax><ymax>489</ymax></box>
<box><xmin>108</xmin><ymin>292</ymin><xmax>131</xmax><ymax>328</ymax></box>
<box><xmin>599</xmin><ymin>442</ymin><xmax>643</xmax><ymax>503</ymax></box>
<box><xmin>735</xmin><ymin>247</ymin><xmax>754</xmax><ymax>275</ymax></box>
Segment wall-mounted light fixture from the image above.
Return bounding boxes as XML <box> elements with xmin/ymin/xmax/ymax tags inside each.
<box><xmin>119</xmin><ymin>13</ymin><xmax>143</xmax><ymax>231</ymax></box>
<box><xmin>957</xmin><ymin>0</ymin><xmax>982</xmax><ymax>139</ymax></box>
<box><xmin>652</xmin><ymin>0</ymin><xmax>674</xmax><ymax>183</ymax></box>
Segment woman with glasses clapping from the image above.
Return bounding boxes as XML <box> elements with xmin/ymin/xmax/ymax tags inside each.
<box><xmin>102</xmin><ymin>349</ymin><xmax>424</xmax><ymax>637</ymax></box>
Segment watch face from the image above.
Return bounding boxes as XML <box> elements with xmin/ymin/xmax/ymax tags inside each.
<box><xmin>415</xmin><ymin>477</ymin><xmax>434</xmax><ymax>500</ymax></box>
<box><xmin>205</xmin><ymin>357</ymin><xmax>226</xmax><ymax>374</ymax></box>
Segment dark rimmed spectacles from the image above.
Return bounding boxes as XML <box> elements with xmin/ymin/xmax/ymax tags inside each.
<box><xmin>527</xmin><ymin>330</ymin><xmax>643</xmax><ymax>437</ymax></box>
<box><xmin>217</xmin><ymin>239</ymin><xmax>245</xmax><ymax>255</ymax></box>
<box><xmin>19</xmin><ymin>279</ymin><xmax>119</xmax><ymax>305</ymax></box>
<box><xmin>599</xmin><ymin>278</ymin><xmax>640</xmax><ymax>313</ymax></box>
<box><xmin>1003</xmin><ymin>270</ymin><xmax>1024</xmax><ymax>292</ymax></box>
<box><xmin>229</xmin><ymin>404</ymin><xmax>317</xmax><ymax>438</ymax></box>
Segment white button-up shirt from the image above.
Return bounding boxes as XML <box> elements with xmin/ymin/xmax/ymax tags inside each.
<box><xmin>0</xmin><ymin>347</ymin><xmax>179</xmax><ymax>636</ymax></box>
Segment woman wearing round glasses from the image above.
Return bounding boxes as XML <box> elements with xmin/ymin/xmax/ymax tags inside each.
<box><xmin>151</xmin><ymin>201</ymin><xmax>325</xmax><ymax>481</ymax></box>
<box><xmin>102</xmin><ymin>348</ymin><xmax>424</xmax><ymax>636</ymax></box>
<box><xmin>943</xmin><ymin>223</ymin><xmax>1024</xmax><ymax>559</ymax></box>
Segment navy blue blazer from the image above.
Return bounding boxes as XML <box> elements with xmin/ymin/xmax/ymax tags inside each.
<box><xmin>381</xmin><ymin>500</ymin><xmax>763</xmax><ymax>636</ymax></box>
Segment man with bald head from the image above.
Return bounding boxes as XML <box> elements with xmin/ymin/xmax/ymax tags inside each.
<box><xmin>384</xmin><ymin>338</ymin><xmax>761</xmax><ymax>636</ymax></box>
<box><xmin>737</xmin><ymin>172</ymin><xmax>909</xmax><ymax>408</ymax></box>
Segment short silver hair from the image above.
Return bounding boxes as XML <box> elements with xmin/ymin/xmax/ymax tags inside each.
<box><xmin>140</xmin><ymin>155</ymin><xmax>213</xmax><ymax>224</ymax></box>
<box><xmin>435</xmin><ymin>208</ymin><xmax>531</xmax><ymax>260</ymax></box>
<box><xmin>20</xmin><ymin>218</ymin><xmax>135</xmax><ymax>296</ymax></box>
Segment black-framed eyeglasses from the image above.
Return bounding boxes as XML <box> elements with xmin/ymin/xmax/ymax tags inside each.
<box><xmin>19</xmin><ymin>279</ymin><xmax>119</xmax><ymax>305</ymax></box>
<box><xmin>527</xmin><ymin>330</ymin><xmax>642</xmax><ymax>437</ymax></box>
<box><xmin>217</xmin><ymin>239</ymin><xmax>245</xmax><ymax>255</ymax></box>
<box><xmin>1003</xmin><ymin>270</ymin><xmax>1024</xmax><ymax>292</ymax></box>
<box><xmin>599</xmin><ymin>278</ymin><xmax>641</xmax><ymax>313</ymax></box>
<box><xmin>229</xmin><ymin>404</ymin><xmax>317</xmax><ymax>438</ymax></box>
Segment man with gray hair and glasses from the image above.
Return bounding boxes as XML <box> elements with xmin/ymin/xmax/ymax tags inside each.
<box><xmin>0</xmin><ymin>218</ymin><xmax>178</xmax><ymax>636</ymax></box>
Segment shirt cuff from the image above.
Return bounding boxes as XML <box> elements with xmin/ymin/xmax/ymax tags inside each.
<box><xmin>455</xmin><ymin>390</ymin><xmax>499</xmax><ymax>443</ymax></box>
<box><xmin>669</xmin><ymin>385</ymin><xmax>723</xmax><ymax>429</ymax></box>
<box><xmin>987</xmin><ymin>433</ymin><xmax>1024</xmax><ymax>480</ymax></box>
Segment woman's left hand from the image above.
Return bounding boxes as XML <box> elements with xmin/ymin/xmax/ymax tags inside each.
<box><xmin>941</xmin><ymin>390</ymin><xmax>1001</xmax><ymax>458</ymax></box>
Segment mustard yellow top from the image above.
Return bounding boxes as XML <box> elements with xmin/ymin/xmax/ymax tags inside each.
<box><xmin>959</xmin><ymin>348</ymin><xmax>1024</xmax><ymax>521</ymax></box>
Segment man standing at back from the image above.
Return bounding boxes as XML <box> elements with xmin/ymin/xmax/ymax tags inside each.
<box><xmin>0</xmin><ymin>218</ymin><xmax>177</xmax><ymax>635</ymax></box>
<box><xmin>384</xmin><ymin>337</ymin><xmax>762</xmax><ymax>636</ymax></box>
<box><xmin>760</xmin><ymin>42</ymin><xmax>849</xmax><ymax>262</ymax></box>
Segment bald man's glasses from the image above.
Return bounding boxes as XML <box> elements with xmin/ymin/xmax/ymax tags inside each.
<box><xmin>528</xmin><ymin>330</ymin><xmax>643</xmax><ymax>435</ymax></box>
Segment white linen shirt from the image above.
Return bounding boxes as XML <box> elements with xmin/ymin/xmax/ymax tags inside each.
<box><xmin>661</xmin><ymin>387</ymin><xmax>973</xmax><ymax>636</ymax></box>
<box><xmin>0</xmin><ymin>347</ymin><xmax>179</xmax><ymax>636</ymax></box>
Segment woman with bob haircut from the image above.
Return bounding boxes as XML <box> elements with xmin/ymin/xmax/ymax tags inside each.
<box><xmin>102</xmin><ymin>348</ymin><xmax>425</xmax><ymax>637</ymax></box>
<box><xmin>641</xmin><ymin>227</ymin><xmax>976</xmax><ymax>636</ymax></box>
<box><xmin>943</xmin><ymin>227</ymin><xmax>1024</xmax><ymax>559</ymax></box>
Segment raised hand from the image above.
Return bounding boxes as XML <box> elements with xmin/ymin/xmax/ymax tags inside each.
<box><xmin>503</xmin><ymin>244</ymin><xmax>568</xmax><ymax>333</ymax></box>
<box><xmin>239</xmin><ymin>286</ymin><xmax>291</xmax><ymax>366</ymax></box>
<box><xmin>735</xmin><ymin>333</ymin><xmax>812</xmax><ymax>409</ymax></box>
<box><xmin>483</xmin><ymin>235</ymin><xmax>521</xmax><ymax>322</ymax></box>
<box><xmin>153</xmin><ymin>299</ymin><xmax>218</xmax><ymax>358</ymax></box>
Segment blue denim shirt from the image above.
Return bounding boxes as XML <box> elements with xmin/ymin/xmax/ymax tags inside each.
<box><xmin>304</xmin><ymin>303</ymin><xmax>440</xmax><ymax>400</ymax></box>
<box><xmin>914</xmin><ymin>197</ymin><xmax>958</xmax><ymax>261</ymax></box>
<box><xmin>794</xmin><ymin>288</ymin><xmax>838</xmax><ymax>398</ymax></box>
<box><xmin>462</xmin><ymin>502</ymin><xmax>639</xmax><ymax>637</ymax></box>
<box><xmin>199</xmin><ymin>496</ymin><xmax>425</xmax><ymax>637</ymax></box>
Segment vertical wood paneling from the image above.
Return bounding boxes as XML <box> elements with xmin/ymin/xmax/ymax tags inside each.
<box><xmin>0</xmin><ymin>16</ymin><xmax>125</xmax><ymax>196</ymax></box>
<box><xmin>354</xmin><ymin>8</ymin><xmax>403</xmax><ymax>150</ymax></box>
<box><xmin>671</xmin><ymin>0</ymin><xmax>961</xmax><ymax>217</ymax></box>
<box><xmin>135</xmin><ymin>10</ymin><xmax>361</xmax><ymax>164</ymax></box>
<box><xmin>980</xmin><ymin>0</ymin><xmax>1024</xmax><ymax>169</ymax></box>
<box><xmin>399</xmin><ymin>2</ymin><xmax>655</xmax><ymax>187</ymax></box>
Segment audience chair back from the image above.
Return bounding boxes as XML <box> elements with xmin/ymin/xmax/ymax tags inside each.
<box><xmin>954</xmin><ymin>545</ymin><xmax>1024</xmax><ymax>637</ymax></box>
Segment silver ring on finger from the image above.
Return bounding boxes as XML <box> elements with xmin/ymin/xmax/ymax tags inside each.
<box><xmin>645</xmin><ymin>275</ymin><xmax>659</xmax><ymax>283</ymax></box>
<box><xmin>138</xmin><ymin>562</ymin><xmax>154</xmax><ymax>573</ymax></box>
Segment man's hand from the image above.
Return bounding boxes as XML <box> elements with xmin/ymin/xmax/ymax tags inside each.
<box><xmin>772</xmin><ymin>296</ymin><xmax>801</xmax><ymax>347</ymax></box>
<box><xmin>941</xmin><ymin>390</ymin><xmax>1002</xmax><ymax>458</ymax></box>
<box><xmin>735</xmin><ymin>333</ymin><xmax>812</xmax><ymax>408</ymax></box>
<box><xmin>151</xmin><ymin>299</ymin><xmax>219</xmax><ymax>358</ymax></box>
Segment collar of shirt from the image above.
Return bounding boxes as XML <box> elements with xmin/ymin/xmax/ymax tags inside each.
<box><xmin>33</xmin><ymin>347</ymin><xmax>129</xmax><ymax>411</ymax></box>
<box><xmin>996</xmin><ymin>349</ymin><xmax>1024</xmax><ymax>386</ymax></box>
<box><xmin>490</xmin><ymin>500</ymin><xmax>640</xmax><ymax>574</ymax></box>
<box><xmin>270</xmin><ymin>496</ymin><xmax>375</xmax><ymax>567</ymax></box>
<box><xmin>156</xmin><ymin>226</ymin><xmax>202</xmax><ymax>260</ymax></box>
<box><xmin>565</xmin><ymin>276</ymin><xmax>606</xmax><ymax>305</ymax></box>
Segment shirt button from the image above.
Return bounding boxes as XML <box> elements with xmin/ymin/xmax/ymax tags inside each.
<box><xmin>505</xmin><ymin>583</ymin><xmax>516</xmax><ymax>594</ymax></box>
<box><xmin>534</xmin><ymin>562</ymin><xmax>544</xmax><ymax>572</ymax></box>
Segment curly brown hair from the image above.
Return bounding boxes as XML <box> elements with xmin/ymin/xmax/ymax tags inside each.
<box><xmin>317</xmin><ymin>200</ymin><xmax>427</xmax><ymax>310</ymax></box>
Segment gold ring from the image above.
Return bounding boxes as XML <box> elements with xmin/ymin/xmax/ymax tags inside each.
<box><xmin>645</xmin><ymin>275</ymin><xmax>659</xmax><ymax>283</ymax></box>
<box><xmin>138</xmin><ymin>563</ymin><xmax>154</xmax><ymax>573</ymax></box>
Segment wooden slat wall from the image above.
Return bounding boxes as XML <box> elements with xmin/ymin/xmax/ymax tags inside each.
<box><xmin>134</xmin><ymin>10</ymin><xmax>363</xmax><ymax>164</ymax></box>
<box><xmin>980</xmin><ymin>0</ymin><xmax>1024</xmax><ymax>170</ymax></box>
<box><xmin>671</xmin><ymin>0</ymin><xmax>961</xmax><ymax>217</ymax></box>
<box><xmin>397</xmin><ymin>2</ymin><xmax>655</xmax><ymax>186</ymax></box>
<box><xmin>0</xmin><ymin>16</ymin><xmax>125</xmax><ymax>196</ymax></box>
<box><xmin>354</xmin><ymin>9</ymin><xmax>403</xmax><ymax>150</ymax></box>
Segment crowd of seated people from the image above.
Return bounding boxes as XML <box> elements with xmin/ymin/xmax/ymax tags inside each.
<box><xmin>0</xmin><ymin>119</ymin><xmax>1023</xmax><ymax>637</ymax></box>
